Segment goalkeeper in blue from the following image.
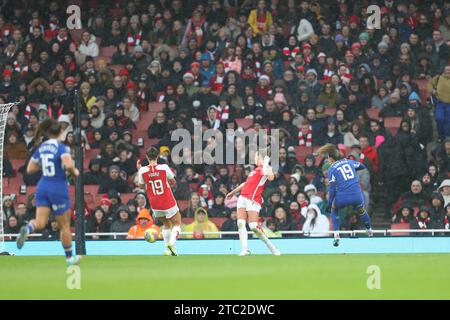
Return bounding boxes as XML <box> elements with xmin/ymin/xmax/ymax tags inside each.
<box><xmin>16</xmin><ymin>118</ymin><xmax>81</xmax><ymax>266</ymax></box>
<box><xmin>317</xmin><ymin>144</ymin><xmax>373</xmax><ymax>247</ymax></box>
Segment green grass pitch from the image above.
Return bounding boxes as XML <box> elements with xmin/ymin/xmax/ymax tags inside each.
<box><xmin>1</xmin><ymin>254</ymin><xmax>449</xmax><ymax>299</ymax></box>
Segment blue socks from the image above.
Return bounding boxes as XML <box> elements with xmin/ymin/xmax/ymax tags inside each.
<box><xmin>63</xmin><ymin>245</ymin><xmax>73</xmax><ymax>259</ymax></box>
<box><xmin>26</xmin><ymin>223</ymin><xmax>35</xmax><ymax>234</ymax></box>
<box><xmin>359</xmin><ymin>208</ymin><xmax>372</xmax><ymax>230</ymax></box>
<box><xmin>331</xmin><ymin>208</ymin><xmax>340</xmax><ymax>231</ymax></box>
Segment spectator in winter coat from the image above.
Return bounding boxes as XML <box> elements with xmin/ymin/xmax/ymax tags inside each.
<box><xmin>396</xmin><ymin>120</ymin><xmax>426</xmax><ymax>180</ymax></box>
<box><xmin>86</xmin><ymin>207</ymin><xmax>111</xmax><ymax>239</ymax></box>
<box><xmin>4</xmin><ymin>131</ymin><xmax>29</xmax><ymax>160</ymax></box>
<box><xmin>208</xmin><ymin>192</ymin><xmax>231</xmax><ymax>218</ymax></box>
<box><xmin>98</xmin><ymin>165</ymin><xmax>131</xmax><ymax>194</ymax></box>
<box><xmin>271</xmin><ymin>205</ymin><xmax>297</xmax><ymax>236</ymax></box>
<box><xmin>392</xmin><ymin>204</ymin><xmax>414</xmax><ymax>224</ymax></box>
<box><xmin>377</xmin><ymin>135</ymin><xmax>410</xmax><ymax>217</ymax></box>
<box><xmin>302</xmin><ymin>204</ymin><xmax>330</xmax><ymax>237</ymax></box>
<box><xmin>183</xmin><ymin>207</ymin><xmax>220</xmax><ymax>239</ymax></box>
<box><xmin>395</xmin><ymin>180</ymin><xmax>430</xmax><ymax>215</ymax></box>
<box><xmin>411</xmin><ymin>207</ymin><xmax>433</xmax><ymax>236</ymax></box>
<box><xmin>438</xmin><ymin>179</ymin><xmax>450</xmax><ymax>207</ymax></box>
<box><xmin>127</xmin><ymin>208</ymin><xmax>160</xmax><ymax>240</ymax></box>
<box><xmin>110</xmin><ymin>205</ymin><xmax>134</xmax><ymax>238</ymax></box>
<box><xmin>220</xmin><ymin>209</ymin><xmax>239</xmax><ymax>239</ymax></box>
<box><xmin>85</xmin><ymin>158</ymin><xmax>106</xmax><ymax>185</ymax></box>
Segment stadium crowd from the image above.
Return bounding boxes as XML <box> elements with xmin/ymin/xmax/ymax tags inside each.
<box><xmin>1</xmin><ymin>0</ymin><xmax>450</xmax><ymax>240</ymax></box>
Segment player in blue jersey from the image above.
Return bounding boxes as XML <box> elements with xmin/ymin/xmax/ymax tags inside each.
<box><xmin>16</xmin><ymin>118</ymin><xmax>81</xmax><ymax>266</ymax></box>
<box><xmin>317</xmin><ymin>144</ymin><xmax>373</xmax><ymax>247</ymax></box>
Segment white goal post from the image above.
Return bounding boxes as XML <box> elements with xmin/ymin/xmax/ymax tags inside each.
<box><xmin>0</xmin><ymin>102</ymin><xmax>21</xmax><ymax>252</ymax></box>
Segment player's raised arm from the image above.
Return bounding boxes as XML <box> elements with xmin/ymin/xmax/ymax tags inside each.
<box><xmin>226</xmin><ymin>182</ymin><xmax>245</xmax><ymax>199</ymax></box>
<box><xmin>262</xmin><ymin>156</ymin><xmax>275</xmax><ymax>181</ymax></box>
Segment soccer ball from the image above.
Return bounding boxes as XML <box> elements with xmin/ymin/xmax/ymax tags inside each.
<box><xmin>144</xmin><ymin>228</ymin><xmax>159</xmax><ymax>243</ymax></box>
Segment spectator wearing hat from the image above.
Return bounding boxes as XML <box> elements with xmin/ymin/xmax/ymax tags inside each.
<box><xmin>110</xmin><ymin>205</ymin><xmax>134</xmax><ymax>237</ymax></box>
<box><xmin>127</xmin><ymin>208</ymin><xmax>160</xmax><ymax>240</ymax></box>
<box><xmin>99</xmin><ymin>165</ymin><xmax>131</xmax><ymax>194</ymax></box>
<box><xmin>23</xmin><ymin>124</ymin><xmax>36</xmax><ymax>150</ymax></box>
<box><xmin>411</xmin><ymin>207</ymin><xmax>433</xmax><ymax>236</ymax></box>
<box><xmin>438</xmin><ymin>179</ymin><xmax>450</xmax><ymax>207</ymax></box>
<box><xmin>392</xmin><ymin>204</ymin><xmax>414</xmax><ymax>224</ymax></box>
<box><xmin>295</xmin><ymin>16</ymin><xmax>314</xmax><ymax>42</ymax></box>
<box><xmin>322</xmin><ymin>117</ymin><xmax>343</xmax><ymax>146</ymax></box>
<box><xmin>0</xmin><ymin>68</ymin><xmax>14</xmax><ymax>96</ymax></box>
<box><xmin>85</xmin><ymin>158</ymin><xmax>106</xmax><ymax>185</ymax></box>
<box><xmin>405</xmin><ymin>92</ymin><xmax>433</xmax><ymax>146</ymax></box>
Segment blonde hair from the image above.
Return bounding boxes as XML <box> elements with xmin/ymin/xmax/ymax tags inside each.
<box><xmin>316</xmin><ymin>144</ymin><xmax>341</xmax><ymax>160</ymax></box>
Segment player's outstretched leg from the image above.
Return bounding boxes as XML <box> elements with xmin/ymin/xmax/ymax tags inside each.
<box><xmin>357</xmin><ymin>205</ymin><xmax>373</xmax><ymax>237</ymax></box>
<box><xmin>17</xmin><ymin>207</ymin><xmax>50</xmax><ymax>249</ymax></box>
<box><xmin>237</xmin><ymin>218</ymin><xmax>250</xmax><ymax>256</ymax></box>
<box><xmin>56</xmin><ymin>210</ymin><xmax>81</xmax><ymax>266</ymax></box>
<box><xmin>249</xmin><ymin>221</ymin><xmax>280</xmax><ymax>256</ymax></box>
<box><xmin>331</xmin><ymin>207</ymin><xmax>340</xmax><ymax>247</ymax></box>
<box><xmin>158</xmin><ymin>218</ymin><xmax>172</xmax><ymax>256</ymax></box>
<box><xmin>168</xmin><ymin>212</ymin><xmax>181</xmax><ymax>256</ymax></box>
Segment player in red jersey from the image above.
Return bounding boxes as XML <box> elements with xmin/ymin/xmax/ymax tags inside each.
<box><xmin>226</xmin><ymin>149</ymin><xmax>280</xmax><ymax>256</ymax></box>
<box><xmin>137</xmin><ymin>147</ymin><xmax>181</xmax><ymax>256</ymax></box>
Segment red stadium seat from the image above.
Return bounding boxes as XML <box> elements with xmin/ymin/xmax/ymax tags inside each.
<box><xmin>188</xmin><ymin>183</ymin><xmax>199</xmax><ymax>192</ymax></box>
<box><xmin>99</xmin><ymin>46</ymin><xmax>117</xmax><ymax>58</ymax></box>
<box><xmin>182</xmin><ymin>217</ymin><xmax>194</xmax><ymax>225</ymax></box>
<box><xmin>324</xmin><ymin>108</ymin><xmax>336</xmax><ymax>116</ymax></box>
<box><xmin>69</xmin><ymin>28</ymin><xmax>86</xmax><ymax>44</ymax></box>
<box><xmin>210</xmin><ymin>217</ymin><xmax>226</xmax><ymax>228</ymax></box>
<box><xmin>235</xmin><ymin>118</ymin><xmax>253</xmax><ymax>130</ymax></box>
<box><xmin>384</xmin><ymin>117</ymin><xmax>402</xmax><ymax>136</ymax></box>
<box><xmin>178</xmin><ymin>200</ymin><xmax>189</xmax><ymax>213</ymax></box>
<box><xmin>148</xmin><ymin>102</ymin><xmax>165</xmax><ymax>113</ymax></box>
<box><xmin>390</xmin><ymin>223</ymin><xmax>411</xmax><ymax>236</ymax></box>
<box><xmin>366</xmin><ymin>108</ymin><xmax>380</xmax><ymax>120</ymax></box>
<box><xmin>121</xmin><ymin>193</ymin><xmax>135</xmax><ymax>205</ymax></box>
<box><xmin>294</xmin><ymin>146</ymin><xmax>314</xmax><ymax>164</ymax></box>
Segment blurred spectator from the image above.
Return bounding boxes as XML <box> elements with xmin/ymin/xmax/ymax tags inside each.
<box><xmin>302</xmin><ymin>204</ymin><xmax>330</xmax><ymax>237</ymax></box>
<box><xmin>270</xmin><ymin>205</ymin><xmax>297</xmax><ymax>235</ymax></box>
<box><xmin>110</xmin><ymin>205</ymin><xmax>134</xmax><ymax>237</ymax></box>
<box><xmin>220</xmin><ymin>209</ymin><xmax>239</xmax><ymax>239</ymax></box>
<box><xmin>127</xmin><ymin>208</ymin><xmax>160</xmax><ymax>240</ymax></box>
<box><xmin>438</xmin><ymin>179</ymin><xmax>450</xmax><ymax>206</ymax></box>
<box><xmin>209</xmin><ymin>192</ymin><xmax>231</xmax><ymax>218</ymax></box>
<box><xmin>86</xmin><ymin>207</ymin><xmax>111</xmax><ymax>240</ymax></box>
<box><xmin>411</xmin><ymin>207</ymin><xmax>433</xmax><ymax>236</ymax></box>
<box><xmin>98</xmin><ymin>165</ymin><xmax>131</xmax><ymax>194</ymax></box>
<box><xmin>392</xmin><ymin>204</ymin><xmax>414</xmax><ymax>224</ymax></box>
<box><xmin>5</xmin><ymin>215</ymin><xmax>20</xmax><ymax>234</ymax></box>
<box><xmin>183</xmin><ymin>207</ymin><xmax>220</xmax><ymax>239</ymax></box>
<box><xmin>183</xmin><ymin>192</ymin><xmax>202</xmax><ymax>218</ymax></box>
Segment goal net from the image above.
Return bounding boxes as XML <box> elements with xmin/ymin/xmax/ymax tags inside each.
<box><xmin>0</xmin><ymin>102</ymin><xmax>18</xmax><ymax>252</ymax></box>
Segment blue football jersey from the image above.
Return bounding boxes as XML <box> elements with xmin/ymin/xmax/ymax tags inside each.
<box><xmin>31</xmin><ymin>139</ymin><xmax>71</xmax><ymax>183</ymax></box>
<box><xmin>328</xmin><ymin>159</ymin><xmax>363</xmax><ymax>194</ymax></box>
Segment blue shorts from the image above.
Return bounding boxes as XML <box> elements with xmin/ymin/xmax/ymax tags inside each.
<box><xmin>334</xmin><ymin>192</ymin><xmax>364</xmax><ymax>210</ymax></box>
<box><xmin>35</xmin><ymin>182</ymin><xmax>71</xmax><ymax>215</ymax></box>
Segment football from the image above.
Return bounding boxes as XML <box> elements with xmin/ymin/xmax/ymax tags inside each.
<box><xmin>144</xmin><ymin>228</ymin><xmax>159</xmax><ymax>243</ymax></box>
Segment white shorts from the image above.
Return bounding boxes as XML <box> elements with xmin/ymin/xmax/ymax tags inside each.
<box><xmin>152</xmin><ymin>204</ymin><xmax>179</xmax><ymax>219</ymax></box>
<box><xmin>237</xmin><ymin>196</ymin><xmax>261</xmax><ymax>212</ymax></box>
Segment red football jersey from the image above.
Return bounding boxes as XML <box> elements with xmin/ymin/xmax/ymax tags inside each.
<box><xmin>138</xmin><ymin>164</ymin><xmax>177</xmax><ymax>210</ymax></box>
<box><xmin>240</xmin><ymin>165</ymin><xmax>268</xmax><ymax>206</ymax></box>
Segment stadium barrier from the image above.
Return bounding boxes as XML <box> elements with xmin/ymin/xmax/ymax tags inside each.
<box><xmin>3</xmin><ymin>229</ymin><xmax>450</xmax><ymax>239</ymax></box>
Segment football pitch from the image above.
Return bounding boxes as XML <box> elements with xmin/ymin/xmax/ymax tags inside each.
<box><xmin>1</xmin><ymin>254</ymin><xmax>450</xmax><ymax>300</ymax></box>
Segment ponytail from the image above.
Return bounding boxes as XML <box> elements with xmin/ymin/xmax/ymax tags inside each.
<box><xmin>34</xmin><ymin>118</ymin><xmax>61</xmax><ymax>146</ymax></box>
